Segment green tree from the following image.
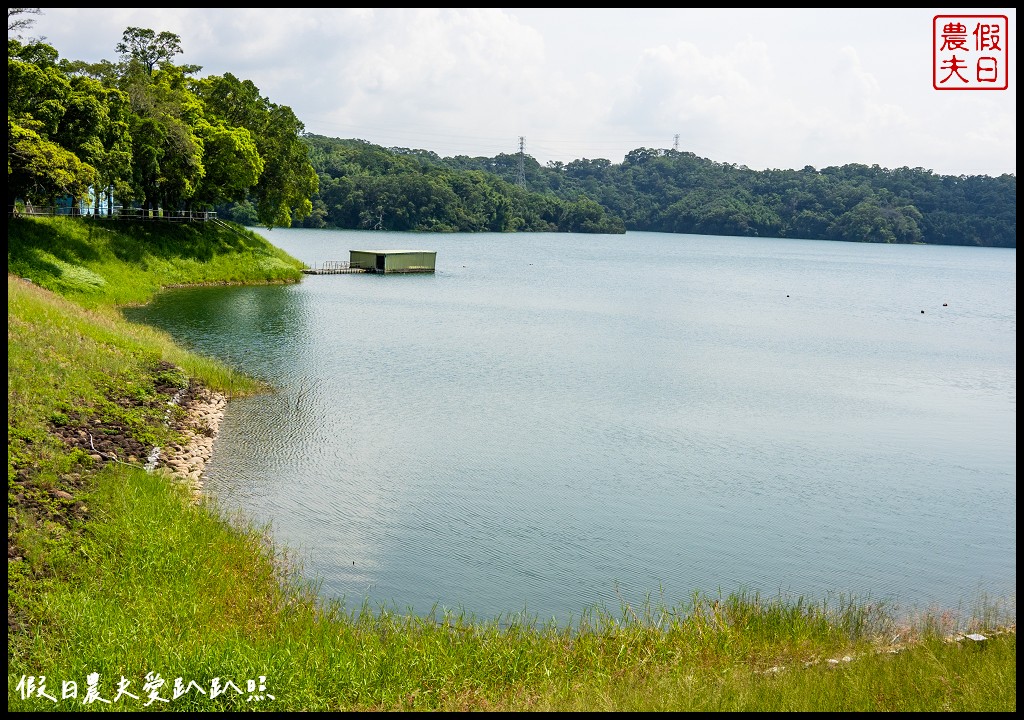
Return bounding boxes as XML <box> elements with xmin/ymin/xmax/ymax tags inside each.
<box><xmin>8</xmin><ymin>122</ymin><xmax>97</xmax><ymax>211</ymax></box>
<box><xmin>826</xmin><ymin>197</ymin><xmax>923</xmax><ymax>243</ymax></box>
<box><xmin>191</xmin><ymin>120</ymin><xmax>263</xmax><ymax>208</ymax></box>
<box><xmin>8</xmin><ymin>40</ymin><xmax>98</xmax><ymax>210</ymax></box>
<box><xmin>128</xmin><ymin>116</ymin><xmax>164</xmax><ymax>212</ymax></box>
<box><xmin>50</xmin><ymin>75</ymin><xmax>122</xmax><ymax>213</ymax></box>
<box><xmin>8</xmin><ymin>40</ymin><xmax>66</xmax><ymax>137</ymax></box>
<box><xmin>196</xmin><ymin>73</ymin><xmax>317</xmax><ymax>227</ymax></box>
<box><xmin>90</xmin><ymin>84</ymin><xmax>134</xmax><ymax>215</ymax></box>
<box><xmin>116</xmin><ymin>27</ymin><xmax>183</xmax><ymax>75</ymax></box>
<box><xmin>121</xmin><ymin>64</ymin><xmax>205</xmax><ymax>212</ymax></box>
<box><xmin>249</xmin><ymin>104</ymin><xmax>318</xmax><ymax>227</ymax></box>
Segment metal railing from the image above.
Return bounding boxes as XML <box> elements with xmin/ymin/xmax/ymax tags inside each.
<box><xmin>321</xmin><ymin>260</ymin><xmax>351</xmax><ymax>271</ymax></box>
<box><xmin>11</xmin><ymin>205</ymin><xmax>217</xmax><ymax>222</ymax></box>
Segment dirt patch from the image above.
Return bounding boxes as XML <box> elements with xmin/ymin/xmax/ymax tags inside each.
<box><xmin>10</xmin><ymin>361</ymin><xmax>226</xmax><ymax>538</ymax></box>
<box><xmin>51</xmin><ymin>371</ymin><xmax>205</xmax><ymax>465</ymax></box>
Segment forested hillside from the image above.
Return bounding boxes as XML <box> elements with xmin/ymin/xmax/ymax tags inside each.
<box><xmin>272</xmin><ymin>136</ymin><xmax>1015</xmax><ymax>247</ymax></box>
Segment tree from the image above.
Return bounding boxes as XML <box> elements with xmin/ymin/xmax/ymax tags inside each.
<box><xmin>128</xmin><ymin>117</ymin><xmax>165</xmax><ymax>212</ymax></box>
<box><xmin>50</xmin><ymin>75</ymin><xmax>112</xmax><ymax>213</ymax></box>
<box><xmin>826</xmin><ymin>197</ymin><xmax>923</xmax><ymax>244</ymax></box>
<box><xmin>90</xmin><ymin>84</ymin><xmax>135</xmax><ymax>215</ymax></box>
<box><xmin>8</xmin><ymin>122</ymin><xmax>97</xmax><ymax>211</ymax></box>
<box><xmin>192</xmin><ymin>120</ymin><xmax>263</xmax><ymax>208</ymax></box>
<box><xmin>8</xmin><ymin>7</ymin><xmax>41</xmax><ymax>38</ymax></box>
<box><xmin>8</xmin><ymin>41</ymin><xmax>68</xmax><ymax>137</ymax></box>
<box><xmin>196</xmin><ymin>73</ymin><xmax>317</xmax><ymax>227</ymax></box>
<box><xmin>116</xmin><ymin>27</ymin><xmax>183</xmax><ymax>75</ymax></box>
<box><xmin>8</xmin><ymin>39</ymin><xmax>98</xmax><ymax>210</ymax></box>
<box><xmin>120</xmin><ymin>64</ymin><xmax>205</xmax><ymax>212</ymax></box>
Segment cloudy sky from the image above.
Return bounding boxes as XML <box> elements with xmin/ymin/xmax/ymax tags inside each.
<box><xmin>24</xmin><ymin>8</ymin><xmax>1017</xmax><ymax>177</ymax></box>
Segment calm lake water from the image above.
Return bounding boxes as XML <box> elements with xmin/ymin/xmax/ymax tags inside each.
<box><xmin>124</xmin><ymin>229</ymin><xmax>1016</xmax><ymax>626</ymax></box>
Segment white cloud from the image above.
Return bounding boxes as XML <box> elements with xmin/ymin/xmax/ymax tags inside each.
<box><xmin>23</xmin><ymin>7</ymin><xmax>1017</xmax><ymax>175</ymax></box>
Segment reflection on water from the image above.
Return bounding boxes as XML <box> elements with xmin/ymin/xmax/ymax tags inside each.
<box><xmin>125</xmin><ymin>230</ymin><xmax>1017</xmax><ymax>626</ymax></box>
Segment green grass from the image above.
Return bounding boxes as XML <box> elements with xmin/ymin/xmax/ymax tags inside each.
<box><xmin>7</xmin><ymin>217</ymin><xmax>1016</xmax><ymax>711</ymax></box>
<box><xmin>7</xmin><ymin>215</ymin><xmax>304</xmax><ymax>307</ymax></box>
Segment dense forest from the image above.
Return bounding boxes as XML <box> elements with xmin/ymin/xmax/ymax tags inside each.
<box><xmin>8</xmin><ymin>11</ymin><xmax>1016</xmax><ymax>246</ymax></box>
<box><xmin>268</xmin><ymin>137</ymin><xmax>1015</xmax><ymax>246</ymax></box>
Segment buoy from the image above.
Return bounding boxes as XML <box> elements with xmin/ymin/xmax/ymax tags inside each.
<box><xmin>921</xmin><ymin>310</ymin><xmax>925</xmax><ymax>314</ymax></box>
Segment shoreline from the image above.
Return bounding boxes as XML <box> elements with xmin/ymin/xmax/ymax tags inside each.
<box><xmin>153</xmin><ymin>384</ymin><xmax>228</xmax><ymax>500</ymax></box>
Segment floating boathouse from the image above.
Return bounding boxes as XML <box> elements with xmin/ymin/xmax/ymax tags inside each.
<box><xmin>349</xmin><ymin>250</ymin><xmax>436</xmax><ymax>274</ymax></box>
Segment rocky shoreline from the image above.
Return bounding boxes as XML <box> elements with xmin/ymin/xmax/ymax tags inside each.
<box><xmin>51</xmin><ymin>378</ymin><xmax>228</xmax><ymax>502</ymax></box>
<box><xmin>150</xmin><ymin>385</ymin><xmax>227</xmax><ymax>500</ymax></box>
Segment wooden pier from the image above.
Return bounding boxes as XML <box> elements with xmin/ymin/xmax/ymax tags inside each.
<box><xmin>301</xmin><ymin>260</ymin><xmax>367</xmax><ymax>275</ymax></box>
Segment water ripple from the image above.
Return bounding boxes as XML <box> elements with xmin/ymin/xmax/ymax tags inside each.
<box><xmin>129</xmin><ymin>231</ymin><xmax>1016</xmax><ymax>626</ymax></box>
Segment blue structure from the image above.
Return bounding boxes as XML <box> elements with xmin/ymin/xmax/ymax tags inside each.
<box><xmin>54</xmin><ymin>187</ymin><xmax>116</xmax><ymax>216</ymax></box>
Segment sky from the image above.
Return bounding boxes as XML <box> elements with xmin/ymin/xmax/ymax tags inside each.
<box><xmin>22</xmin><ymin>8</ymin><xmax>1017</xmax><ymax>177</ymax></box>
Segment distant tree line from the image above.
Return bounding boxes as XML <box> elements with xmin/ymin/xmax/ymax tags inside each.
<box><xmin>236</xmin><ymin>135</ymin><xmax>624</xmax><ymax>234</ymax></box>
<box><xmin>273</xmin><ymin>136</ymin><xmax>1014</xmax><ymax>247</ymax></box>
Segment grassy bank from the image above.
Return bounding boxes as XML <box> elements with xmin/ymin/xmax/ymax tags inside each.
<box><xmin>7</xmin><ymin>217</ymin><xmax>1016</xmax><ymax>711</ymax></box>
<box><xmin>7</xmin><ymin>215</ymin><xmax>305</xmax><ymax>307</ymax></box>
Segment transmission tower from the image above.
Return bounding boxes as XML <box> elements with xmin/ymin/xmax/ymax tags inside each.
<box><xmin>516</xmin><ymin>136</ymin><xmax>526</xmax><ymax>188</ymax></box>
<box><xmin>673</xmin><ymin>134</ymin><xmax>680</xmax><ymax>152</ymax></box>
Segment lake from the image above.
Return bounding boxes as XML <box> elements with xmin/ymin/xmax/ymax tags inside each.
<box><xmin>124</xmin><ymin>229</ymin><xmax>1016</xmax><ymax>627</ymax></box>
